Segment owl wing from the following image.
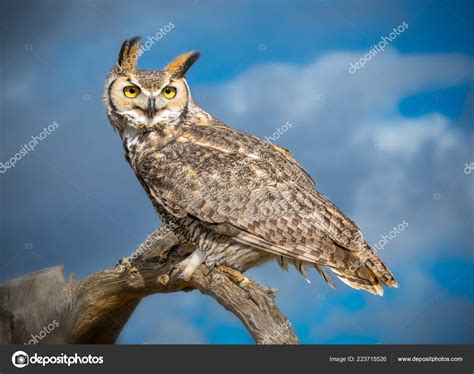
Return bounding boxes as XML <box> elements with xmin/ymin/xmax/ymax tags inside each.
<box><xmin>205</xmin><ymin>119</ymin><xmax>317</xmax><ymax>191</ymax></box>
<box><xmin>140</xmin><ymin>139</ymin><xmax>397</xmax><ymax>295</ymax></box>
<box><xmin>138</xmin><ymin>139</ymin><xmax>373</xmax><ymax>274</ymax></box>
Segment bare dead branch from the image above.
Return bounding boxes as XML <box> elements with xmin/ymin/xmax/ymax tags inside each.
<box><xmin>0</xmin><ymin>227</ymin><xmax>298</xmax><ymax>344</ymax></box>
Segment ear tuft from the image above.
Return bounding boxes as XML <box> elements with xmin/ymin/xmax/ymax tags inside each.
<box><xmin>118</xmin><ymin>36</ymin><xmax>142</xmax><ymax>73</ymax></box>
<box><xmin>165</xmin><ymin>51</ymin><xmax>200</xmax><ymax>78</ymax></box>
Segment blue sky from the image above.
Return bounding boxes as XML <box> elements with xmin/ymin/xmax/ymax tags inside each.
<box><xmin>0</xmin><ymin>0</ymin><xmax>473</xmax><ymax>344</ymax></box>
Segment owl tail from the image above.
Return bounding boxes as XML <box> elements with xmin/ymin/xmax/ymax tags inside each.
<box><xmin>330</xmin><ymin>269</ymin><xmax>385</xmax><ymax>296</ymax></box>
<box><xmin>330</xmin><ymin>242</ymin><xmax>399</xmax><ymax>296</ymax></box>
<box><xmin>309</xmin><ymin>261</ymin><xmax>387</xmax><ymax>296</ymax></box>
<box><xmin>276</xmin><ymin>242</ymin><xmax>398</xmax><ymax>296</ymax></box>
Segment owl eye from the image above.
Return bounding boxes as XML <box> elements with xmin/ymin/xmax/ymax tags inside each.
<box><xmin>123</xmin><ymin>85</ymin><xmax>140</xmax><ymax>98</ymax></box>
<box><xmin>162</xmin><ymin>86</ymin><xmax>177</xmax><ymax>99</ymax></box>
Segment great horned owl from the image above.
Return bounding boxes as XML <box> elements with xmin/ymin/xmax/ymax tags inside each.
<box><xmin>103</xmin><ymin>37</ymin><xmax>398</xmax><ymax>296</ymax></box>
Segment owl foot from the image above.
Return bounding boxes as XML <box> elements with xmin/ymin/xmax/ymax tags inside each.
<box><xmin>170</xmin><ymin>248</ymin><xmax>205</xmax><ymax>283</ymax></box>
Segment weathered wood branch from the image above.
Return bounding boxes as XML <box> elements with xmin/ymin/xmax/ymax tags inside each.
<box><xmin>0</xmin><ymin>227</ymin><xmax>298</xmax><ymax>344</ymax></box>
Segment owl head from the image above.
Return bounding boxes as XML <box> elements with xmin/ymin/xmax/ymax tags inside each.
<box><xmin>104</xmin><ymin>37</ymin><xmax>200</xmax><ymax>132</ymax></box>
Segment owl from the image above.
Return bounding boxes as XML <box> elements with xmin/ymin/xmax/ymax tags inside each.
<box><xmin>103</xmin><ymin>37</ymin><xmax>398</xmax><ymax>296</ymax></box>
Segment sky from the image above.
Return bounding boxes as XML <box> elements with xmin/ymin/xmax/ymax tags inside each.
<box><xmin>0</xmin><ymin>0</ymin><xmax>473</xmax><ymax>344</ymax></box>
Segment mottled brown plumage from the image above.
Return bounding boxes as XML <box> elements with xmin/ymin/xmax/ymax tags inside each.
<box><xmin>103</xmin><ymin>37</ymin><xmax>398</xmax><ymax>295</ymax></box>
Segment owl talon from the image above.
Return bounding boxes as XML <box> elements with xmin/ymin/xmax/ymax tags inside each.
<box><xmin>170</xmin><ymin>249</ymin><xmax>205</xmax><ymax>285</ymax></box>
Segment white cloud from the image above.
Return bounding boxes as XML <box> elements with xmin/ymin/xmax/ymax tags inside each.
<box><xmin>359</xmin><ymin>114</ymin><xmax>457</xmax><ymax>158</ymax></box>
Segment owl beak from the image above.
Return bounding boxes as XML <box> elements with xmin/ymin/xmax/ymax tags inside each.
<box><xmin>146</xmin><ymin>97</ymin><xmax>156</xmax><ymax>118</ymax></box>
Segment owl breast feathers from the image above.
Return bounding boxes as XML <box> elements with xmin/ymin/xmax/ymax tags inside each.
<box><xmin>103</xmin><ymin>37</ymin><xmax>398</xmax><ymax>296</ymax></box>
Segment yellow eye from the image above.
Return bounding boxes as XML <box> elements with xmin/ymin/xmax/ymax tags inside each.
<box><xmin>162</xmin><ymin>86</ymin><xmax>176</xmax><ymax>99</ymax></box>
<box><xmin>123</xmin><ymin>85</ymin><xmax>140</xmax><ymax>98</ymax></box>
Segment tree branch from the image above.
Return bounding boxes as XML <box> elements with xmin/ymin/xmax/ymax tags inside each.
<box><xmin>0</xmin><ymin>227</ymin><xmax>298</xmax><ymax>344</ymax></box>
